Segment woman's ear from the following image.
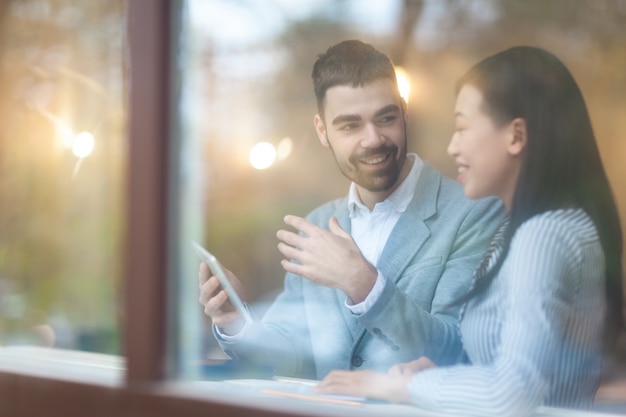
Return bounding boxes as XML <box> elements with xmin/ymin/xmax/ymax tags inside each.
<box><xmin>314</xmin><ymin>114</ymin><xmax>330</xmax><ymax>147</ymax></box>
<box><xmin>508</xmin><ymin>118</ymin><xmax>527</xmax><ymax>156</ymax></box>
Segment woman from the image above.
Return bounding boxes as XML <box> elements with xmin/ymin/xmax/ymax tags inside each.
<box><xmin>316</xmin><ymin>46</ymin><xmax>624</xmax><ymax>417</ymax></box>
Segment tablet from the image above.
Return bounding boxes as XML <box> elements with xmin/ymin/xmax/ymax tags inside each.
<box><xmin>192</xmin><ymin>240</ymin><xmax>252</xmax><ymax>324</ymax></box>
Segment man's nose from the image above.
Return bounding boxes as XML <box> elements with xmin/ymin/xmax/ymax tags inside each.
<box><xmin>361</xmin><ymin>124</ymin><xmax>385</xmax><ymax>148</ymax></box>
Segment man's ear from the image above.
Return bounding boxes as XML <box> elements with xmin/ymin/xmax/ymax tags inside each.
<box><xmin>314</xmin><ymin>114</ymin><xmax>330</xmax><ymax>147</ymax></box>
<box><xmin>508</xmin><ymin>117</ymin><xmax>527</xmax><ymax>156</ymax></box>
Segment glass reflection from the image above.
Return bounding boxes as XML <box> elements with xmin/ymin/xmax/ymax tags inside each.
<box><xmin>178</xmin><ymin>0</ymin><xmax>626</xmax><ymax>385</ymax></box>
<box><xmin>0</xmin><ymin>1</ymin><xmax>126</xmax><ymax>353</ymax></box>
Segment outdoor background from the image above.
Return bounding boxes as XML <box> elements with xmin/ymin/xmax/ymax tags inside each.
<box><xmin>0</xmin><ymin>0</ymin><xmax>624</xmax><ymax>361</ymax></box>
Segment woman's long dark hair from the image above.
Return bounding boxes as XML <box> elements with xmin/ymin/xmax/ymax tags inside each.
<box><xmin>458</xmin><ymin>46</ymin><xmax>624</xmax><ymax>343</ymax></box>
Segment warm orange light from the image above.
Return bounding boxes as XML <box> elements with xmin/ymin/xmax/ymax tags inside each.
<box><xmin>276</xmin><ymin>137</ymin><xmax>293</xmax><ymax>161</ymax></box>
<box><xmin>72</xmin><ymin>132</ymin><xmax>94</xmax><ymax>158</ymax></box>
<box><xmin>395</xmin><ymin>66</ymin><xmax>411</xmax><ymax>103</ymax></box>
<box><xmin>249</xmin><ymin>141</ymin><xmax>276</xmax><ymax>170</ymax></box>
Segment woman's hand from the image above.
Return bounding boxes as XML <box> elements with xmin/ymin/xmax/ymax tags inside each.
<box><xmin>315</xmin><ymin>369</ymin><xmax>412</xmax><ymax>404</ymax></box>
<box><xmin>388</xmin><ymin>356</ymin><xmax>437</xmax><ymax>377</ymax></box>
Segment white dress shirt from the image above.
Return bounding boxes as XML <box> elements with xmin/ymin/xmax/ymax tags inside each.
<box><xmin>346</xmin><ymin>153</ymin><xmax>423</xmax><ymax>314</ymax></box>
<box><xmin>218</xmin><ymin>153</ymin><xmax>424</xmax><ymax>338</ymax></box>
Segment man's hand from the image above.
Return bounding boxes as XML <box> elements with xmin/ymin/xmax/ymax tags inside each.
<box><xmin>316</xmin><ymin>369</ymin><xmax>412</xmax><ymax>403</ymax></box>
<box><xmin>198</xmin><ymin>262</ymin><xmax>246</xmax><ymax>335</ymax></box>
<box><xmin>276</xmin><ymin>214</ymin><xmax>377</xmax><ymax>303</ymax></box>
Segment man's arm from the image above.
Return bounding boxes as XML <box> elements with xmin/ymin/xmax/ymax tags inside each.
<box><xmin>196</xmin><ymin>241</ymin><xmax>316</xmax><ymax>377</ymax></box>
<box><xmin>214</xmin><ymin>270</ymin><xmax>316</xmax><ymax>378</ymax></box>
<box><xmin>357</xmin><ymin>197</ymin><xmax>505</xmax><ymax>365</ymax></box>
<box><xmin>213</xmin><ymin>201</ymin><xmax>350</xmax><ymax>379</ymax></box>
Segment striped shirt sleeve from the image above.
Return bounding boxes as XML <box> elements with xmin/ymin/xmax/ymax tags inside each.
<box><xmin>406</xmin><ymin>210</ymin><xmax>604</xmax><ymax>417</ymax></box>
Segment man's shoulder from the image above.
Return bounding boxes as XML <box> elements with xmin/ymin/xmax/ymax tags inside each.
<box><xmin>304</xmin><ymin>197</ymin><xmax>347</xmax><ymax>225</ymax></box>
<box><xmin>431</xmin><ymin>166</ymin><xmax>463</xmax><ymax>196</ymax></box>
<box><xmin>420</xmin><ymin>162</ymin><xmax>500</xmax><ymax>212</ymax></box>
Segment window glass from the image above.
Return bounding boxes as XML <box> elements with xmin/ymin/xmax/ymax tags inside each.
<box><xmin>175</xmin><ymin>0</ymin><xmax>626</xmax><ymax>379</ymax></box>
<box><xmin>0</xmin><ymin>1</ymin><xmax>126</xmax><ymax>353</ymax></box>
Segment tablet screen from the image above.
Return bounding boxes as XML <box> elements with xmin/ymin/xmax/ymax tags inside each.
<box><xmin>192</xmin><ymin>240</ymin><xmax>253</xmax><ymax>324</ymax></box>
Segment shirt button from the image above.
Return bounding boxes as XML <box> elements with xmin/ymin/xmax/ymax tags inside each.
<box><xmin>351</xmin><ymin>355</ymin><xmax>363</xmax><ymax>367</ymax></box>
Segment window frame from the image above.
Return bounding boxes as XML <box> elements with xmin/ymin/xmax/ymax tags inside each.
<box><xmin>0</xmin><ymin>2</ymin><xmax>623</xmax><ymax>416</ymax></box>
<box><xmin>0</xmin><ymin>1</ymin><xmax>299</xmax><ymax>416</ymax></box>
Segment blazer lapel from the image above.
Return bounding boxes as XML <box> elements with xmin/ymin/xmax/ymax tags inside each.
<box><xmin>340</xmin><ymin>163</ymin><xmax>443</xmax><ymax>343</ymax></box>
<box><xmin>331</xmin><ymin>164</ymin><xmax>443</xmax><ymax>342</ymax></box>
<box><xmin>377</xmin><ymin>163</ymin><xmax>440</xmax><ymax>283</ymax></box>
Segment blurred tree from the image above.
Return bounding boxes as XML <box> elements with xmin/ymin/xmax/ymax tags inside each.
<box><xmin>0</xmin><ymin>0</ymin><xmax>126</xmax><ymax>352</ymax></box>
<box><xmin>390</xmin><ymin>0</ymin><xmax>424</xmax><ymax>65</ymax></box>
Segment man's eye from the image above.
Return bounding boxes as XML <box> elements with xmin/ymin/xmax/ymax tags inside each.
<box><xmin>378</xmin><ymin>115</ymin><xmax>398</xmax><ymax>124</ymax></box>
<box><xmin>339</xmin><ymin>123</ymin><xmax>358</xmax><ymax>131</ymax></box>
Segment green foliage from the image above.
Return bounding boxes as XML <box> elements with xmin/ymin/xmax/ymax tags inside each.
<box><xmin>0</xmin><ymin>0</ymin><xmax>125</xmax><ymax>352</ymax></box>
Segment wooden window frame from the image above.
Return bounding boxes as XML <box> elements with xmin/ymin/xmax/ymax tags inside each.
<box><xmin>1</xmin><ymin>2</ymin><xmax>623</xmax><ymax>416</ymax></box>
<box><xmin>0</xmin><ymin>2</ymin><xmax>300</xmax><ymax>416</ymax></box>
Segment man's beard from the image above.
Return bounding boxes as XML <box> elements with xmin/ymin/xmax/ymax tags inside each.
<box><xmin>329</xmin><ymin>143</ymin><xmax>406</xmax><ymax>193</ymax></box>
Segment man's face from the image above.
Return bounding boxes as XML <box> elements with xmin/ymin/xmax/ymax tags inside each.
<box><xmin>314</xmin><ymin>79</ymin><xmax>409</xmax><ymax>197</ymax></box>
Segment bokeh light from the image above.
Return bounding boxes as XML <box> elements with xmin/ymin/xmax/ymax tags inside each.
<box><xmin>72</xmin><ymin>131</ymin><xmax>94</xmax><ymax>158</ymax></box>
<box><xmin>276</xmin><ymin>137</ymin><xmax>293</xmax><ymax>161</ymax></box>
<box><xmin>249</xmin><ymin>141</ymin><xmax>276</xmax><ymax>170</ymax></box>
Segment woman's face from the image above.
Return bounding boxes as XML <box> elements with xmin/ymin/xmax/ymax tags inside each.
<box><xmin>447</xmin><ymin>84</ymin><xmax>524</xmax><ymax>210</ymax></box>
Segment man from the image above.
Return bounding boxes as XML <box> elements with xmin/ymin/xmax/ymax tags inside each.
<box><xmin>199</xmin><ymin>40</ymin><xmax>505</xmax><ymax>379</ymax></box>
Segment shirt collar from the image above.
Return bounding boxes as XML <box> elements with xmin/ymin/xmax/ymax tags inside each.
<box><xmin>348</xmin><ymin>153</ymin><xmax>423</xmax><ymax>216</ymax></box>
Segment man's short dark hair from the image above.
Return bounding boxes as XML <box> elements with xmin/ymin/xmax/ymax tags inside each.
<box><xmin>311</xmin><ymin>40</ymin><xmax>399</xmax><ymax>117</ymax></box>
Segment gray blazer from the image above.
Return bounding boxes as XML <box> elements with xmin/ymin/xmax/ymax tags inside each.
<box><xmin>216</xmin><ymin>162</ymin><xmax>505</xmax><ymax>379</ymax></box>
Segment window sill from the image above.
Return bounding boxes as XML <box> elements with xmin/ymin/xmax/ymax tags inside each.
<box><xmin>1</xmin><ymin>346</ymin><xmax>624</xmax><ymax>417</ymax></box>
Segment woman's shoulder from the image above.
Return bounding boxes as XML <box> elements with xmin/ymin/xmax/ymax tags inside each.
<box><xmin>506</xmin><ymin>208</ymin><xmax>603</xmax><ymax>292</ymax></box>
<box><xmin>517</xmin><ymin>208</ymin><xmax>597</xmax><ymax>243</ymax></box>
<box><xmin>511</xmin><ymin>208</ymin><xmax>600</xmax><ymax>265</ymax></box>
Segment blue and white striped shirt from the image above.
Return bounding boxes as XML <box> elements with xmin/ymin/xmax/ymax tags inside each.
<box><xmin>407</xmin><ymin>208</ymin><xmax>606</xmax><ymax>417</ymax></box>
